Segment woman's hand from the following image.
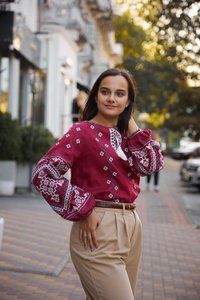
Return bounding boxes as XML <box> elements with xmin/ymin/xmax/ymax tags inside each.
<box><xmin>128</xmin><ymin>117</ymin><xmax>139</xmax><ymax>135</ymax></box>
<box><xmin>79</xmin><ymin>210</ymin><xmax>101</xmax><ymax>251</ymax></box>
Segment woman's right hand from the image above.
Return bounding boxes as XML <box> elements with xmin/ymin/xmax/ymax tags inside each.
<box><xmin>79</xmin><ymin>210</ymin><xmax>101</xmax><ymax>251</ymax></box>
<box><xmin>128</xmin><ymin>117</ymin><xmax>139</xmax><ymax>135</ymax></box>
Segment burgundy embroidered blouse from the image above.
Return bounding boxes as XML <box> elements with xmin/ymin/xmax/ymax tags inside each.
<box><xmin>32</xmin><ymin>121</ymin><xmax>164</xmax><ymax>221</ymax></box>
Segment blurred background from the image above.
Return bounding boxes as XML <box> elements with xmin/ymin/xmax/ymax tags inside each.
<box><xmin>0</xmin><ymin>2</ymin><xmax>200</xmax><ymax>299</ymax></box>
<box><xmin>0</xmin><ymin>0</ymin><xmax>199</xmax><ymax>193</ymax></box>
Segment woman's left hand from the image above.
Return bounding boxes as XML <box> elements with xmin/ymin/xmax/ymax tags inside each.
<box><xmin>79</xmin><ymin>210</ymin><xmax>101</xmax><ymax>251</ymax></box>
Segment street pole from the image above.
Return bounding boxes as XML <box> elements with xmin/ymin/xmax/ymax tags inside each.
<box><xmin>28</xmin><ymin>73</ymin><xmax>37</xmax><ymax>193</ymax></box>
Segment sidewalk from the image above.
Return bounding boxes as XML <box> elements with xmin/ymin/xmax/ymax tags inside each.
<box><xmin>0</xmin><ymin>157</ymin><xmax>200</xmax><ymax>300</ymax></box>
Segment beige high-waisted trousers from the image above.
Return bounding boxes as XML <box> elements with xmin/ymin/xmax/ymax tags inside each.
<box><xmin>70</xmin><ymin>206</ymin><xmax>142</xmax><ymax>300</ymax></box>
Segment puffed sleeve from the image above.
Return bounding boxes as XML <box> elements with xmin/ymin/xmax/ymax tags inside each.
<box><xmin>32</xmin><ymin>124</ymin><xmax>95</xmax><ymax>221</ymax></box>
<box><xmin>125</xmin><ymin>128</ymin><xmax>164</xmax><ymax>176</ymax></box>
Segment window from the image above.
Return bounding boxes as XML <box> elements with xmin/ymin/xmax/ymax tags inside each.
<box><xmin>0</xmin><ymin>57</ymin><xmax>9</xmax><ymax>113</ymax></box>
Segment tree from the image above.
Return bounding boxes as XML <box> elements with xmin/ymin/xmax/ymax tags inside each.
<box><xmin>165</xmin><ymin>86</ymin><xmax>200</xmax><ymax>140</ymax></box>
<box><xmin>114</xmin><ymin>11</ymin><xmax>146</xmax><ymax>60</ymax></box>
<box><xmin>114</xmin><ymin>0</ymin><xmax>200</xmax><ymax>137</ymax></box>
<box><xmin>114</xmin><ymin>9</ymin><xmax>186</xmax><ymax>127</ymax></box>
<box><xmin>148</xmin><ymin>0</ymin><xmax>200</xmax><ymax>82</ymax></box>
<box><xmin>116</xmin><ymin>0</ymin><xmax>200</xmax><ymax>83</ymax></box>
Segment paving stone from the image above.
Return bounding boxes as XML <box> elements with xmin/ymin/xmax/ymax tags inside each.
<box><xmin>0</xmin><ymin>159</ymin><xmax>200</xmax><ymax>299</ymax></box>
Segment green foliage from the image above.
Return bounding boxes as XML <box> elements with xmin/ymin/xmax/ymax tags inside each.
<box><xmin>114</xmin><ymin>0</ymin><xmax>200</xmax><ymax>138</ymax></box>
<box><xmin>152</xmin><ymin>0</ymin><xmax>200</xmax><ymax>73</ymax></box>
<box><xmin>114</xmin><ymin>10</ymin><xmax>186</xmax><ymax>114</ymax></box>
<box><xmin>117</xmin><ymin>0</ymin><xmax>200</xmax><ymax>82</ymax></box>
<box><xmin>0</xmin><ymin>111</ymin><xmax>21</xmax><ymax>160</ymax></box>
<box><xmin>114</xmin><ymin>12</ymin><xmax>146</xmax><ymax>60</ymax></box>
<box><xmin>165</xmin><ymin>87</ymin><xmax>200</xmax><ymax>140</ymax></box>
<box><xmin>20</xmin><ymin>126</ymin><xmax>56</xmax><ymax>162</ymax></box>
<box><xmin>124</xmin><ymin>58</ymin><xmax>185</xmax><ymax>113</ymax></box>
<box><xmin>0</xmin><ymin>111</ymin><xmax>56</xmax><ymax>162</ymax></box>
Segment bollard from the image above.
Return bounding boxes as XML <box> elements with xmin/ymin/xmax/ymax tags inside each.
<box><xmin>0</xmin><ymin>218</ymin><xmax>5</xmax><ymax>250</ymax></box>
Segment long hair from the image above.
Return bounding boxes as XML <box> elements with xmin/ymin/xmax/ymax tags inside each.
<box><xmin>81</xmin><ymin>68</ymin><xmax>136</xmax><ymax>134</ymax></box>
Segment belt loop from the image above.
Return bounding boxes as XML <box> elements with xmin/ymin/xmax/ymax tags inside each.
<box><xmin>122</xmin><ymin>203</ymin><xmax>125</xmax><ymax>215</ymax></box>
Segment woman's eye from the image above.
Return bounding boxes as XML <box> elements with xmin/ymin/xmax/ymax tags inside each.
<box><xmin>101</xmin><ymin>90</ymin><xmax>109</xmax><ymax>95</ymax></box>
<box><xmin>116</xmin><ymin>91</ymin><xmax>125</xmax><ymax>97</ymax></box>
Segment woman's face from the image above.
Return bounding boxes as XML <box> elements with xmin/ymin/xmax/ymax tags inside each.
<box><xmin>96</xmin><ymin>75</ymin><xmax>130</xmax><ymax>122</ymax></box>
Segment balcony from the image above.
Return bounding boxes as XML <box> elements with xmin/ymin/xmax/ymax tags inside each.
<box><xmin>0</xmin><ymin>11</ymin><xmax>40</xmax><ymax>67</ymax></box>
<box><xmin>86</xmin><ymin>0</ymin><xmax>112</xmax><ymax>19</ymax></box>
<box><xmin>40</xmin><ymin>1</ymin><xmax>88</xmax><ymax>46</ymax></box>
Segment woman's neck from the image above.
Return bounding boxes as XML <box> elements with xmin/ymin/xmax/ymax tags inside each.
<box><xmin>91</xmin><ymin>115</ymin><xmax>118</xmax><ymax>128</ymax></box>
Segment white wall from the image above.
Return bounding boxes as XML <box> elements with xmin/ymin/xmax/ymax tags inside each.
<box><xmin>57</xmin><ymin>30</ymin><xmax>79</xmax><ymax>134</ymax></box>
<box><xmin>40</xmin><ymin>28</ymin><xmax>78</xmax><ymax>137</ymax></box>
<box><xmin>8</xmin><ymin>56</ymin><xmax>20</xmax><ymax>119</ymax></box>
<box><xmin>11</xmin><ymin>0</ymin><xmax>38</xmax><ymax>32</ymax></box>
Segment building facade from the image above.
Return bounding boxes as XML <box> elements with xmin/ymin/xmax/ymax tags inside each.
<box><xmin>0</xmin><ymin>0</ymin><xmax>122</xmax><ymax>137</ymax></box>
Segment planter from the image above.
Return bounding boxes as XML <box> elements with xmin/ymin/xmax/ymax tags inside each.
<box><xmin>0</xmin><ymin>160</ymin><xmax>16</xmax><ymax>196</ymax></box>
<box><xmin>0</xmin><ymin>218</ymin><xmax>5</xmax><ymax>250</ymax></box>
<box><xmin>16</xmin><ymin>162</ymin><xmax>36</xmax><ymax>191</ymax></box>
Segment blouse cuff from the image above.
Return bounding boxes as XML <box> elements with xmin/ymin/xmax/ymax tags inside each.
<box><xmin>128</xmin><ymin>128</ymin><xmax>152</xmax><ymax>150</ymax></box>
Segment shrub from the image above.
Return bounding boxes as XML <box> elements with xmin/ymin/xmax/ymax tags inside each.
<box><xmin>0</xmin><ymin>111</ymin><xmax>56</xmax><ymax>162</ymax></box>
<box><xmin>0</xmin><ymin>111</ymin><xmax>21</xmax><ymax>160</ymax></box>
<box><xmin>20</xmin><ymin>125</ymin><xmax>56</xmax><ymax>162</ymax></box>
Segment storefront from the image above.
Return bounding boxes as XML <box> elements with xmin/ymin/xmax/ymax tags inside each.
<box><xmin>0</xmin><ymin>10</ymin><xmax>43</xmax><ymax>126</ymax></box>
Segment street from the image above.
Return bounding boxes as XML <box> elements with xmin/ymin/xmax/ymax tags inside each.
<box><xmin>140</xmin><ymin>157</ymin><xmax>200</xmax><ymax>228</ymax></box>
<box><xmin>0</xmin><ymin>156</ymin><xmax>199</xmax><ymax>300</ymax></box>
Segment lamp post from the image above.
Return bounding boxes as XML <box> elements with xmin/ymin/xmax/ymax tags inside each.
<box><xmin>28</xmin><ymin>72</ymin><xmax>38</xmax><ymax>193</ymax></box>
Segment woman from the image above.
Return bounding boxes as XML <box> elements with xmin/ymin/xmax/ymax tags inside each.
<box><xmin>32</xmin><ymin>68</ymin><xmax>164</xmax><ymax>300</ymax></box>
<box><xmin>146</xmin><ymin>133</ymin><xmax>161</xmax><ymax>192</ymax></box>
<box><xmin>71</xmin><ymin>90</ymin><xmax>88</xmax><ymax>123</ymax></box>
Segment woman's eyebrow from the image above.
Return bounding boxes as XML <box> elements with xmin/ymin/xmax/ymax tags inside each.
<box><xmin>99</xmin><ymin>86</ymin><xmax>126</xmax><ymax>92</ymax></box>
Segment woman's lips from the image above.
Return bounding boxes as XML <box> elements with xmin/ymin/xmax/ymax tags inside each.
<box><xmin>105</xmin><ymin>105</ymin><xmax>116</xmax><ymax>109</ymax></box>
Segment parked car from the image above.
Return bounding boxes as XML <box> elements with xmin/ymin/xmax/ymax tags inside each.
<box><xmin>170</xmin><ymin>142</ymin><xmax>200</xmax><ymax>160</ymax></box>
<box><xmin>180</xmin><ymin>157</ymin><xmax>200</xmax><ymax>189</ymax></box>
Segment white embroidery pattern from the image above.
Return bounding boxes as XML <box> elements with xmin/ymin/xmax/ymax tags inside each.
<box><xmin>33</xmin><ymin>156</ymin><xmax>91</xmax><ymax>220</ymax></box>
<box><xmin>89</xmin><ymin>124</ymin><xmax>119</xmax><ymax>200</ymax></box>
<box><xmin>38</xmin><ymin>172</ymin><xmax>64</xmax><ymax>203</ymax></box>
<box><xmin>109</xmin><ymin>128</ymin><xmax>127</xmax><ymax>161</ymax></box>
<box><xmin>131</xmin><ymin>141</ymin><xmax>159</xmax><ymax>175</ymax></box>
<box><xmin>110</xmin><ymin>128</ymin><xmax>121</xmax><ymax>148</ymax></box>
<box><xmin>134</xmin><ymin>149</ymin><xmax>149</xmax><ymax>167</ymax></box>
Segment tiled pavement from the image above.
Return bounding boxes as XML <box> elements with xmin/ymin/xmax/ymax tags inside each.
<box><xmin>0</xmin><ymin>157</ymin><xmax>200</xmax><ymax>300</ymax></box>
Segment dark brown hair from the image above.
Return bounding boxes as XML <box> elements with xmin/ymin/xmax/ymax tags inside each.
<box><xmin>81</xmin><ymin>68</ymin><xmax>136</xmax><ymax>134</ymax></box>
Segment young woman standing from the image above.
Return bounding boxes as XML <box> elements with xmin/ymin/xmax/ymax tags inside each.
<box><xmin>32</xmin><ymin>68</ymin><xmax>164</xmax><ymax>300</ymax></box>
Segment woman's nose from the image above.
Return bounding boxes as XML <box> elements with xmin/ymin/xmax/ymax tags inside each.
<box><xmin>108</xmin><ymin>92</ymin><xmax>115</xmax><ymax>101</ymax></box>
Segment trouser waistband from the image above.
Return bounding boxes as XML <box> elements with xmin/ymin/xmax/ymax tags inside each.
<box><xmin>95</xmin><ymin>199</ymin><xmax>136</xmax><ymax>210</ymax></box>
